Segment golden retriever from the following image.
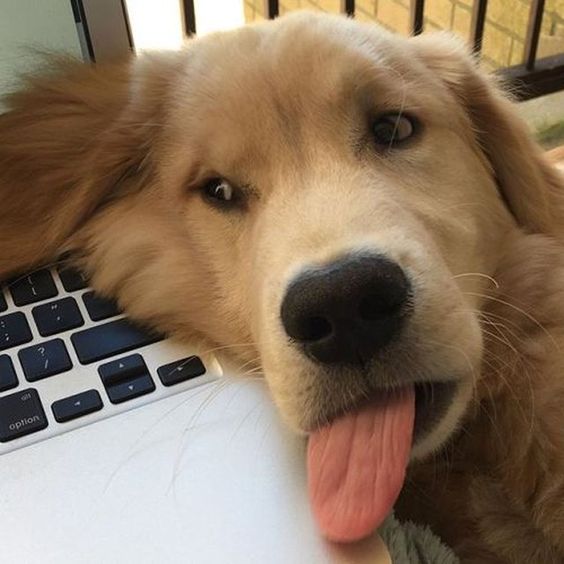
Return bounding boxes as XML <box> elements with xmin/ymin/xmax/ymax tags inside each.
<box><xmin>1</xmin><ymin>11</ymin><xmax>564</xmax><ymax>562</ymax></box>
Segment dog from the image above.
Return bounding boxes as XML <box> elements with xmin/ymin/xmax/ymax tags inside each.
<box><xmin>1</xmin><ymin>11</ymin><xmax>564</xmax><ymax>562</ymax></box>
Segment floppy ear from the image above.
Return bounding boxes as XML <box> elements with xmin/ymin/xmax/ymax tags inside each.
<box><xmin>411</xmin><ymin>34</ymin><xmax>564</xmax><ymax>235</ymax></box>
<box><xmin>0</xmin><ymin>53</ymin><xmax>181</xmax><ymax>278</ymax></box>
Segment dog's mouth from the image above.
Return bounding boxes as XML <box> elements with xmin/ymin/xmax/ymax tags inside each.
<box><xmin>306</xmin><ymin>379</ymin><xmax>458</xmax><ymax>544</ymax></box>
<box><xmin>413</xmin><ymin>379</ymin><xmax>458</xmax><ymax>442</ymax></box>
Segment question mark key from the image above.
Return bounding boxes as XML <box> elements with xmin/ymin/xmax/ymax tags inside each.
<box><xmin>18</xmin><ymin>339</ymin><xmax>73</xmax><ymax>382</ymax></box>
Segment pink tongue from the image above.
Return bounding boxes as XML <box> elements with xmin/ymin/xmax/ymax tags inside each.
<box><xmin>307</xmin><ymin>386</ymin><xmax>415</xmax><ymax>543</ymax></box>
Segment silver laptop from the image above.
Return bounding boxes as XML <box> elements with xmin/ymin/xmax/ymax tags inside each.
<box><xmin>0</xmin><ymin>265</ymin><xmax>347</xmax><ymax>563</ymax></box>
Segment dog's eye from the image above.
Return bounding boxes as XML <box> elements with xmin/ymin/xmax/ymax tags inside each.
<box><xmin>202</xmin><ymin>178</ymin><xmax>236</xmax><ymax>206</ymax></box>
<box><xmin>372</xmin><ymin>113</ymin><xmax>415</xmax><ymax>146</ymax></box>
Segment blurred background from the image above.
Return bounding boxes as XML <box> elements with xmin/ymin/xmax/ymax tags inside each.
<box><xmin>244</xmin><ymin>0</ymin><xmax>564</xmax><ymax>70</ymax></box>
<box><xmin>0</xmin><ymin>0</ymin><xmax>563</xmax><ymax>147</ymax></box>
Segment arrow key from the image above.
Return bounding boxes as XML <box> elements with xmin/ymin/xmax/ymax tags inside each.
<box><xmin>105</xmin><ymin>373</ymin><xmax>155</xmax><ymax>404</ymax></box>
<box><xmin>98</xmin><ymin>354</ymin><xmax>147</xmax><ymax>386</ymax></box>
<box><xmin>51</xmin><ymin>389</ymin><xmax>103</xmax><ymax>423</ymax></box>
<box><xmin>98</xmin><ymin>354</ymin><xmax>155</xmax><ymax>404</ymax></box>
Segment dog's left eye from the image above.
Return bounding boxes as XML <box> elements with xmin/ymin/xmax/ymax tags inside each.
<box><xmin>372</xmin><ymin>113</ymin><xmax>415</xmax><ymax>146</ymax></box>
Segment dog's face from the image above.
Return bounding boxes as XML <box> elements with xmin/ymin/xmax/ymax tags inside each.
<box><xmin>1</xmin><ymin>12</ymin><xmax>557</xmax><ymax>460</ymax></box>
<box><xmin>151</xmin><ymin>13</ymin><xmax>515</xmax><ymax>458</ymax></box>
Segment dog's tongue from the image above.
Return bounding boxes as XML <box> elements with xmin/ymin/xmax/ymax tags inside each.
<box><xmin>307</xmin><ymin>386</ymin><xmax>415</xmax><ymax>543</ymax></box>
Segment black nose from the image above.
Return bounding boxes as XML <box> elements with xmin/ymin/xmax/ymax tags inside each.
<box><xmin>280</xmin><ymin>254</ymin><xmax>411</xmax><ymax>365</ymax></box>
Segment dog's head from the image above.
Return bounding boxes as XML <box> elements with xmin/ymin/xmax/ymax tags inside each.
<box><xmin>1</xmin><ymin>13</ymin><xmax>561</xmax><ymax>461</ymax></box>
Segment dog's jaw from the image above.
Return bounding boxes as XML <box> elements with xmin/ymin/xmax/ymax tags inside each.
<box><xmin>411</xmin><ymin>378</ymin><xmax>474</xmax><ymax>460</ymax></box>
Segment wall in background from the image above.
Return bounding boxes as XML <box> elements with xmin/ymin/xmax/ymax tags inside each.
<box><xmin>0</xmin><ymin>0</ymin><xmax>82</xmax><ymax>107</ymax></box>
<box><xmin>244</xmin><ymin>0</ymin><xmax>564</xmax><ymax>69</ymax></box>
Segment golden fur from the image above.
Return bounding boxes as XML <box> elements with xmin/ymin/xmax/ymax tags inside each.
<box><xmin>1</xmin><ymin>12</ymin><xmax>564</xmax><ymax>561</ymax></box>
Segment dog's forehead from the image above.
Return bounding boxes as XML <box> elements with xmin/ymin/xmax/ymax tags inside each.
<box><xmin>180</xmin><ymin>15</ymin><xmax>415</xmax><ymax>116</ymax></box>
<box><xmin>164</xmin><ymin>14</ymin><xmax>436</xmax><ymax>184</ymax></box>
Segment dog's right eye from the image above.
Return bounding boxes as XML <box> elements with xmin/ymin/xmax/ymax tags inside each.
<box><xmin>202</xmin><ymin>178</ymin><xmax>238</xmax><ymax>208</ymax></box>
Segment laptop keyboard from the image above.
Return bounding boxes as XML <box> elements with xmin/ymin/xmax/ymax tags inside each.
<box><xmin>0</xmin><ymin>267</ymin><xmax>215</xmax><ymax>452</ymax></box>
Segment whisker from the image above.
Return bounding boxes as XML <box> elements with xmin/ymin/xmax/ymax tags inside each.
<box><xmin>464</xmin><ymin>291</ymin><xmax>559</xmax><ymax>350</ymax></box>
<box><xmin>481</xmin><ymin>327</ymin><xmax>519</xmax><ymax>356</ymax></box>
<box><xmin>453</xmin><ymin>272</ymin><xmax>499</xmax><ymax>289</ymax></box>
<box><xmin>169</xmin><ymin>378</ymin><xmax>234</xmax><ymax>492</ymax></box>
<box><xmin>162</xmin><ymin>342</ymin><xmax>258</xmax><ymax>381</ymax></box>
<box><xmin>458</xmin><ymin>308</ymin><xmax>538</xmax><ymax>439</ymax></box>
<box><xmin>102</xmin><ymin>379</ymin><xmax>230</xmax><ymax>494</ymax></box>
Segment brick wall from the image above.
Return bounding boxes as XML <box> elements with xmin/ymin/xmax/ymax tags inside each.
<box><xmin>244</xmin><ymin>0</ymin><xmax>564</xmax><ymax>69</ymax></box>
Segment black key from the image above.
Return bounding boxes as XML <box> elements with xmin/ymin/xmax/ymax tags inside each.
<box><xmin>0</xmin><ymin>312</ymin><xmax>33</xmax><ymax>352</ymax></box>
<box><xmin>99</xmin><ymin>354</ymin><xmax>155</xmax><ymax>404</ymax></box>
<box><xmin>9</xmin><ymin>270</ymin><xmax>58</xmax><ymax>306</ymax></box>
<box><xmin>51</xmin><ymin>390</ymin><xmax>103</xmax><ymax>423</ymax></box>
<box><xmin>158</xmin><ymin>356</ymin><xmax>206</xmax><ymax>387</ymax></box>
<box><xmin>0</xmin><ymin>388</ymin><xmax>48</xmax><ymax>442</ymax></box>
<box><xmin>58</xmin><ymin>267</ymin><xmax>88</xmax><ymax>292</ymax></box>
<box><xmin>0</xmin><ymin>355</ymin><xmax>18</xmax><ymax>392</ymax></box>
<box><xmin>71</xmin><ymin>319</ymin><xmax>163</xmax><ymax>364</ymax></box>
<box><xmin>99</xmin><ymin>354</ymin><xmax>147</xmax><ymax>386</ymax></box>
<box><xmin>32</xmin><ymin>297</ymin><xmax>84</xmax><ymax>337</ymax></box>
<box><xmin>82</xmin><ymin>291</ymin><xmax>120</xmax><ymax>321</ymax></box>
<box><xmin>105</xmin><ymin>374</ymin><xmax>155</xmax><ymax>404</ymax></box>
<box><xmin>0</xmin><ymin>292</ymin><xmax>7</xmax><ymax>312</ymax></box>
<box><xmin>19</xmin><ymin>339</ymin><xmax>73</xmax><ymax>382</ymax></box>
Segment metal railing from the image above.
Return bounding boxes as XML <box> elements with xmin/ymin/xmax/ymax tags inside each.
<box><xmin>181</xmin><ymin>0</ymin><xmax>564</xmax><ymax>101</ymax></box>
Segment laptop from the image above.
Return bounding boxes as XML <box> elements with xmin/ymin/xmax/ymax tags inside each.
<box><xmin>0</xmin><ymin>267</ymin><xmax>393</xmax><ymax>563</ymax></box>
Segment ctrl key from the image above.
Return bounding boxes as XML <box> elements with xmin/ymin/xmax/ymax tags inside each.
<box><xmin>0</xmin><ymin>389</ymin><xmax>48</xmax><ymax>442</ymax></box>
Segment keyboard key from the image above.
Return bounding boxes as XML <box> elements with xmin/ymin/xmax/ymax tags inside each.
<box><xmin>0</xmin><ymin>312</ymin><xmax>33</xmax><ymax>352</ymax></box>
<box><xmin>71</xmin><ymin>319</ymin><xmax>163</xmax><ymax>364</ymax></box>
<box><xmin>9</xmin><ymin>270</ymin><xmax>58</xmax><ymax>306</ymax></box>
<box><xmin>105</xmin><ymin>374</ymin><xmax>155</xmax><ymax>404</ymax></box>
<box><xmin>158</xmin><ymin>356</ymin><xmax>206</xmax><ymax>387</ymax></box>
<box><xmin>32</xmin><ymin>297</ymin><xmax>84</xmax><ymax>337</ymax></box>
<box><xmin>0</xmin><ymin>292</ymin><xmax>6</xmax><ymax>312</ymax></box>
<box><xmin>0</xmin><ymin>389</ymin><xmax>48</xmax><ymax>442</ymax></box>
<box><xmin>0</xmin><ymin>355</ymin><xmax>18</xmax><ymax>392</ymax></box>
<box><xmin>58</xmin><ymin>267</ymin><xmax>88</xmax><ymax>292</ymax></box>
<box><xmin>99</xmin><ymin>354</ymin><xmax>155</xmax><ymax>404</ymax></box>
<box><xmin>19</xmin><ymin>339</ymin><xmax>73</xmax><ymax>382</ymax></box>
<box><xmin>51</xmin><ymin>390</ymin><xmax>103</xmax><ymax>423</ymax></box>
<box><xmin>99</xmin><ymin>354</ymin><xmax>147</xmax><ymax>386</ymax></box>
<box><xmin>82</xmin><ymin>291</ymin><xmax>120</xmax><ymax>321</ymax></box>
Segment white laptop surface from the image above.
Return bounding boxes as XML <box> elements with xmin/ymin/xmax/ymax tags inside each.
<box><xmin>0</xmin><ymin>268</ymin><xmax>389</xmax><ymax>564</ymax></box>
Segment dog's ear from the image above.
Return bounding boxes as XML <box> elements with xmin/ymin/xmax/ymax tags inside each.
<box><xmin>411</xmin><ymin>34</ymin><xmax>563</xmax><ymax>234</ymax></box>
<box><xmin>0</xmin><ymin>53</ymin><xmax>181</xmax><ymax>278</ymax></box>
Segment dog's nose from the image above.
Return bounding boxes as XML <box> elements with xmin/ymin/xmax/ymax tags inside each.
<box><xmin>280</xmin><ymin>254</ymin><xmax>411</xmax><ymax>365</ymax></box>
